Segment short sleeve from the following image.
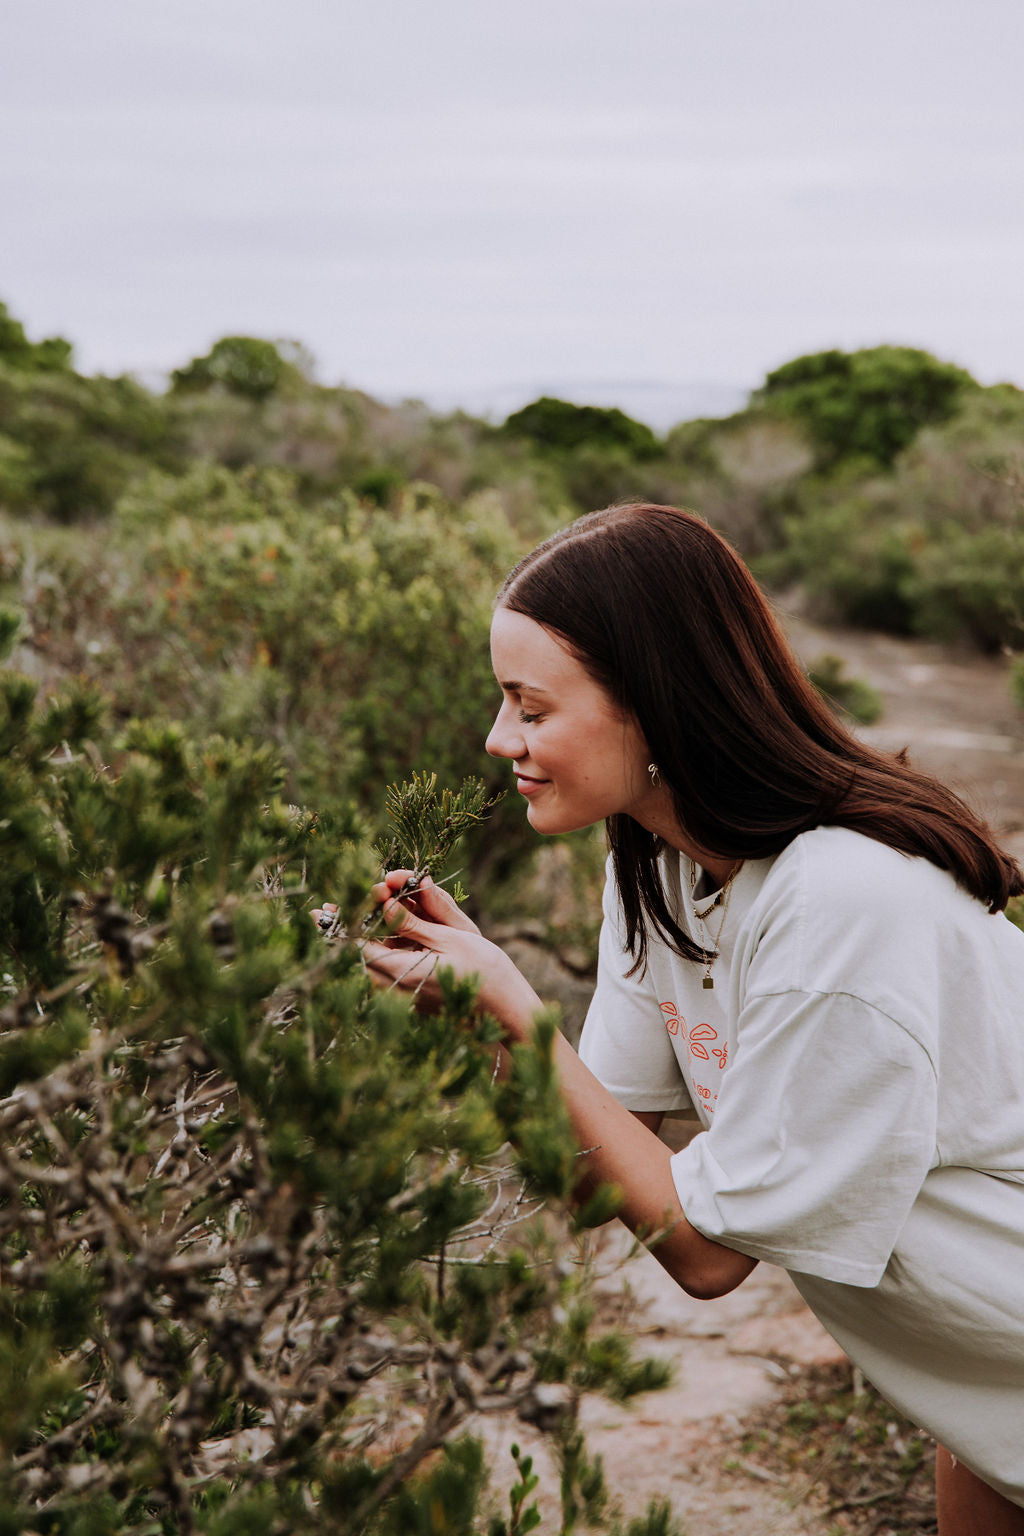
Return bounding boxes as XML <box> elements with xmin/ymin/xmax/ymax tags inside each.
<box><xmin>670</xmin><ymin>988</ymin><xmax>938</xmax><ymax>1286</ymax></box>
<box><xmin>578</xmin><ymin>862</ymin><xmax>694</xmax><ymax>1114</ymax></box>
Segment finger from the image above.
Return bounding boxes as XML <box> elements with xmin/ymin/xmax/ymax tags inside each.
<box><xmin>406</xmin><ymin>876</ymin><xmax>479</xmax><ymax>933</ymax></box>
<box><xmin>384</xmin><ymin>869</ymin><xmax>416</xmax><ymax>891</ymax></box>
<box><xmin>380</xmin><ymin>895</ymin><xmax>433</xmax><ymax>939</ymax></box>
<box><xmin>370</xmin><ymin>873</ymin><xmax>415</xmax><ymax>908</ymax></box>
<box><xmin>372</xmin><ymin>871</ymin><xmax>434</xmax><ymax>913</ymax></box>
<box><xmin>376</xmin><ymin>870</ymin><xmax>479</xmax><ymax>931</ymax></box>
<box><xmin>362</xmin><ymin>939</ymin><xmax>439</xmax><ymax>989</ymax></box>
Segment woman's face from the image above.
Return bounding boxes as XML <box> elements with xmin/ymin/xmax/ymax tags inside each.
<box><xmin>486</xmin><ymin>606</ymin><xmax>655</xmax><ymax>836</ymax></box>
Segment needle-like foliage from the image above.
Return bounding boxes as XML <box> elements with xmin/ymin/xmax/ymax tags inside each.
<box><xmin>0</xmin><ymin>624</ymin><xmax>670</xmax><ymax>1536</ymax></box>
<box><xmin>373</xmin><ymin>770</ymin><xmax>504</xmax><ymax>883</ymax></box>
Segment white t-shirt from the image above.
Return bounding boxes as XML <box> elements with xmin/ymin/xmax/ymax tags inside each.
<box><xmin>579</xmin><ymin>826</ymin><xmax>1024</xmax><ymax>1502</ymax></box>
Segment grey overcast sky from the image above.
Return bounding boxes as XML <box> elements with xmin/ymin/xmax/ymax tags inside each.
<box><xmin>2</xmin><ymin>0</ymin><xmax>1023</xmax><ymax>425</ymax></box>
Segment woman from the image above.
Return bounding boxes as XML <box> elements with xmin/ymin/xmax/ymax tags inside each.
<box><xmin>356</xmin><ymin>503</ymin><xmax>1024</xmax><ymax>1533</ymax></box>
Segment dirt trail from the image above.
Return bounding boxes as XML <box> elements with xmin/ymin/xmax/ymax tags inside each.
<box><xmin>497</xmin><ymin>619</ymin><xmax>1024</xmax><ymax>1534</ymax></box>
<box><xmin>472</xmin><ymin>1224</ymin><xmax>844</xmax><ymax>1533</ymax></box>
<box><xmin>785</xmin><ymin>612</ymin><xmax>1024</xmax><ymax>857</ymax></box>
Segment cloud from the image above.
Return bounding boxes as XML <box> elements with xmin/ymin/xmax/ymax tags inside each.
<box><xmin>2</xmin><ymin>0</ymin><xmax>1022</xmax><ymax>402</ymax></box>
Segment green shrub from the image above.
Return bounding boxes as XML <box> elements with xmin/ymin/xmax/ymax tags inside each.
<box><xmin>0</xmin><ymin>644</ymin><xmax>668</xmax><ymax>1534</ymax></box>
<box><xmin>503</xmin><ymin>397</ymin><xmax>661</xmax><ymax>460</ymax></box>
<box><xmin>351</xmin><ymin>464</ymin><xmax>406</xmax><ymax>506</ymax></box>
<box><xmin>0</xmin><ymin>362</ymin><xmax>180</xmax><ymax>520</ymax></box>
<box><xmin>756</xmin><ymin>345</ymin><xmax>975</xmax><ymax>469</ymax></box>
<box><xmin>765</xmin><ymin>388</ymin><xmax>1024</xmax><ymax>645</ymax></box>
<box><xmin>765</xmin><ymin>475</ymin><xmax>919</xmax><ymax>633</ymax></box>
<box><xmin>170</xmin><ymin>335</ymin><xmax>308</xmax><ymax>400</ymax></box>
<box><xmin>807</xmin><ymin>654</ymin><xmax>884</xmax><ymax>726</ymax></box>
<box><xmin>904</xmin><ymin>520</ymin><xmax>1024</xmax><ymax>651</ymax></box>
<box><xmin>18</xmin><ymin>464</ymin><xmax>535</xmax><ymax>897</ymax></box>
<box><xmin>0</xmin><ymin>299</ymin><xmax>73</xmax><ymax>373</ymax></box>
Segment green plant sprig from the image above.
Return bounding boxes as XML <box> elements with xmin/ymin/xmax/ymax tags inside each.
<box><xmin>373</xmin><ymin>771</ymin><xmax>504</xmax><ymax>877</ymax></box>
<box><xmin>324</xmin><ymin>772</ymin><xmax>503</xmax><ymax>942</ymax></box>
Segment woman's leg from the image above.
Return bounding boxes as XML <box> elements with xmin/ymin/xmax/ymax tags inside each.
<box><xmin>936</xmin><ymin>1446</ymin><xmax>1024</xmax><ymax>1535</ymax></box>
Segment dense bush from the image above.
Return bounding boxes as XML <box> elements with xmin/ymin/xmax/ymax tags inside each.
<box><xmin>498</xmin><ymin>398</ymin><xmax>684</xmax><ymax>520</ymax></box>
<box><xmin>0</xmin><ymin>629</ymin><xmax>677</xmax><ymax>1534</ymax></box>
<box><xmin>503</xmin><ymin>398</ymin><xmax>660</xmax><ymax>460</ymax></box>
<box><xmin>0</xmin><ymin>300</ymin><xmax>74</xmax><ymax>374</ymax></box>
<box><xmin>0</xmin><ymin>362</ymin><xmax>182</xmax><ymax>521</ymax></box>
<box><xmin>3</xmin><ymin>291</ymin><xmax>1023</xmax><ymax>671</ymax></box>
<box><xmin>170</xmin><ymin>336</ymin><xmax>312</xmax><ymax>401</ymax></box>
<box><xmin>10</xmin><ymin>463</ymin><xmax>540</xmax><ymax>898</ymax></box>
<box><xmin>760</xmin><ymin>387</ymin><xmax>1024</xmax><ymax>647</ymax></box>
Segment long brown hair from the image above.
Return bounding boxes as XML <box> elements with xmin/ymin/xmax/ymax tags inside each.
<box><xmin>499</xmin><ymin>503</ymin><xmax>1023</xmax><ymax>971</ymax></box>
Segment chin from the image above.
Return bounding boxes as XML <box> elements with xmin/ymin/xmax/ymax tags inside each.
<box><xmin>525</xmin><ymin>805</ymin><xmax>562</xmax><ymax>836</ymax></box>
<box><xmin>527</xmin><ymin>805</ymin><xmax>594</xmax><ymax>837</ymax></box>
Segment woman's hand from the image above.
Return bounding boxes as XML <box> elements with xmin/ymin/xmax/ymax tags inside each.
<box><xmin>313</xmin><ymin>876</ymin><xmax>754</xmax><ymax>1298</ymax></box>
<box><xmin>359</xmin><ymin>870</ymin><xmax>542</xmax><ymax>1042</ymax></box>
<box><xmin>372</xmin><ymin>869</ymin><xmax>483</xmax><ymax>938</ymax></box>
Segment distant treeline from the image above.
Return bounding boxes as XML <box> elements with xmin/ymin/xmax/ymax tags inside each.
<box><xmin>3</xmin><ymin>298</ymin><xmax>1023</xmax><ymax>650</ymax></box>
<box><xmin>3</xmin><ymin>297</ymin><xmax>1024</xmax><ymax>907</ymax></box>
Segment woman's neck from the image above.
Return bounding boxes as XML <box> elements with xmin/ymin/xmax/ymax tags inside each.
<box><xmin>630</xmin><ymin>802</ymin><xmax>737</xmax><ymax>889</ymax></box>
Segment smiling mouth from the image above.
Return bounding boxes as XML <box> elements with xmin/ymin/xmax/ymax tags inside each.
<box><xmin>514</xmin><ymin>772</ymin><xmax>548</xmax><ymax>793</ymax></box>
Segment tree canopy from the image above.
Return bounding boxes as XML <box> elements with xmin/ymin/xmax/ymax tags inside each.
<box><xmin>0</xmin><ymin>301</ymin><xmax>73</xmax><ymax>373</ymax></box>
<box><xmin>503</xmin><ymin>397</ymin><xmax>661</xmax><ymax>459</ymax></box>
<box><xmin>755</xmin><ymin>345</ymin><xmax>975</xmax><ymax>468</ymax></box>
<box><xmin>171</xmin><ymin>336</ymin><xmax>305</xmax><ymax>400</ymax></box>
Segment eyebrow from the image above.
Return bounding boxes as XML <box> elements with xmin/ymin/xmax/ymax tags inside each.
<box><xmin>499</xmin><ymin>679</ymin><xmax>550</xmax><ymax>695</ymax></box>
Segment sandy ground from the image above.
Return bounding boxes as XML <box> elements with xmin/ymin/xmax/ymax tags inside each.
<box><xmin>471</xmin><ymin>1218</ymin><xmax>849</xmax><ymax>1534</ymax></box>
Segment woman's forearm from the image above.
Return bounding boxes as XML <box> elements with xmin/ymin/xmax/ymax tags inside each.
<box><xmin>361</xmin><ymin>889</ymin><xmax>755</xmax><ymax>1301</ymax></box>
<box><xmin>494</xmin><ymin>984</ymin><xmax>756</xmax><ymax>1300</ymax></box>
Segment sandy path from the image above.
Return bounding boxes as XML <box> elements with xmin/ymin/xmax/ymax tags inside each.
<box><xmin>470</xmin><ymin>1217</ymin><xmax>847</xmax><ymax>1533</ymax></box>
<box><xmin>784</xmin><ymin>612</ymin><xmax>1024</xmax><ymax>856</ymax></box>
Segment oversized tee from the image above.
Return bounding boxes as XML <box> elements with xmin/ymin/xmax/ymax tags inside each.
<box><xmin>579</xmin><ymin>826</ymin><xmax>1024</xmax><ymax>1503</ymax></box>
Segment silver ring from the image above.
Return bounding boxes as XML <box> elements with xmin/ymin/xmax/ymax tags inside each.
<box><xmin>317</xmin><ymin>912</ymin><xmax>334</xmax><ymax>932</ymax></box>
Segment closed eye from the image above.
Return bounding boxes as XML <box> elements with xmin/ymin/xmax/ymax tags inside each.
<box><xmin>519</xmin><ymin>710</ymin><xmax>541</xmax><ymax>724</ymax></box>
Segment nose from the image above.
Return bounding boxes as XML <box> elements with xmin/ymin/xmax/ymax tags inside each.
<box><xmin>485</xmin><ymin>700</ymin><xmax>524</xmax><ymax>761</ymax></box>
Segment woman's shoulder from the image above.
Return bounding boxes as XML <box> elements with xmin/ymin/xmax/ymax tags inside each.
<box><xmin>767</xmin><ymin>825</ymin><xmax>959</xmax><ymax>908</ymax></box>
<box><xmin>744</xmin><ymin>825</ymin><xmax>1020</xmax><ymax>1004</ymax></box>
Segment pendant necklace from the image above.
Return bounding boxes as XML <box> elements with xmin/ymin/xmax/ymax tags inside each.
<box><xmin>689</xmin><ymin>859</ymin><xmax>742</xmax><ymax>990</ymax></box>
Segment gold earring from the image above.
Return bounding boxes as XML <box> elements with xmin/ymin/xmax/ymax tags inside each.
<box><xmin>648</xmin><ymin>762</ymin><xmax>660</xmax><ymax>787</ymax></box>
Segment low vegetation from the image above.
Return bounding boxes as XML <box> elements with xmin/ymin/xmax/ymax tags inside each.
<box><xmin>737</xmin><ymin>1362</ymin><xmax>937</xmax><ymax>1534</ymax></box>
<box><xmin>4</xmin><ymin>301</ymin><xmax>1022</xmax><ymax>654</ymax></box>
<box><xmin>0</xmin><ymin>643</ymin><xmax>677</xmax><ymax>1533</ymax></box>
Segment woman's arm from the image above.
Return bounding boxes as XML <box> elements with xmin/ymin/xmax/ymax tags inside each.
<box><xmin>362</xmin><ymin>874</ymin><xmax>756</xmax><ymax>1301</ymax></box>
<box><xmin>539</xmin><ymin>1027</ymin><xmax>756</xmax><ymax>1299</ymax></box>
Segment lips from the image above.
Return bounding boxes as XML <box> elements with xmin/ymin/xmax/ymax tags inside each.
<box><xmin>514</xmin><ymin>772</ymin><xmax>548</xmax><ymax>796</ymax></box>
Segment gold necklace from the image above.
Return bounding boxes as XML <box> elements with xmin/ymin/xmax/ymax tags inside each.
<box><xmin>688</xmin><ymin>859</ymin><xmax>742</xmax><ymax>990</ymax></box>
